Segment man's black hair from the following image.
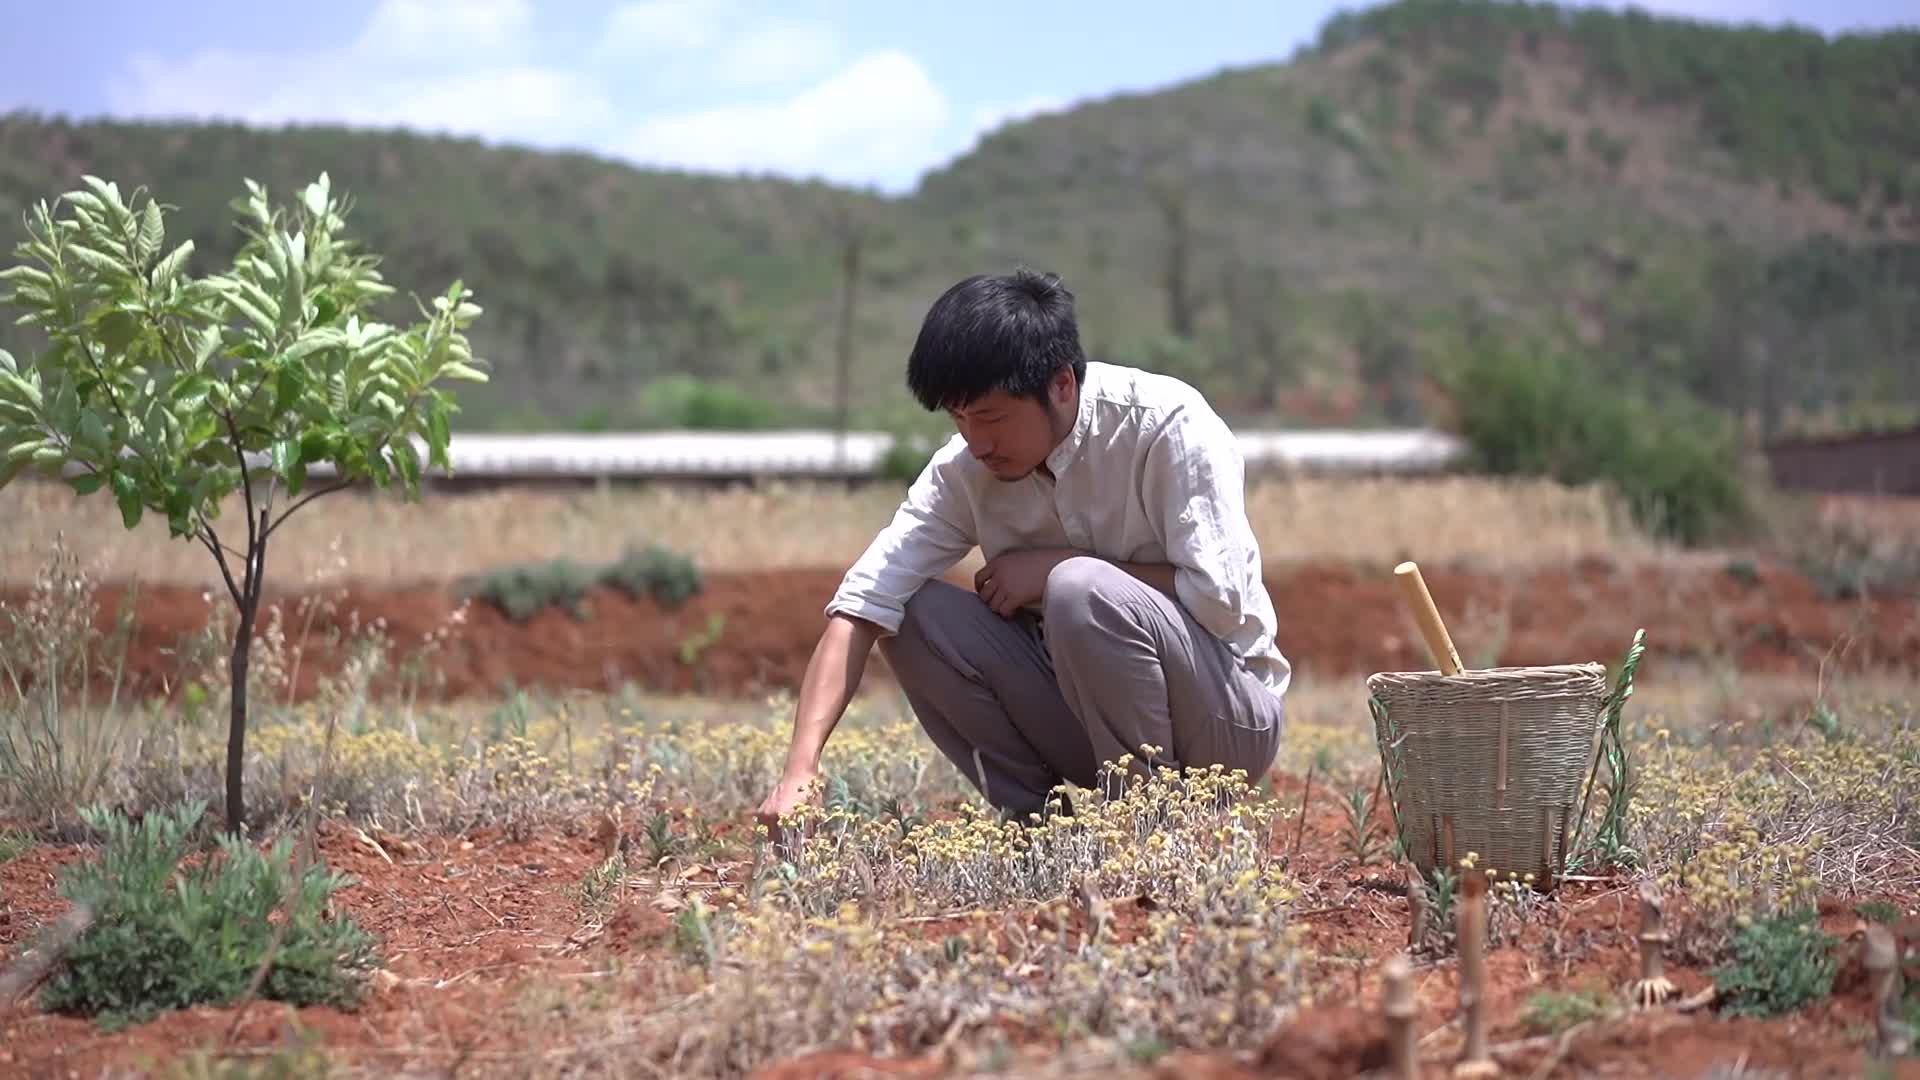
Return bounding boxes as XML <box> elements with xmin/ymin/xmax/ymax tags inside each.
<box><xmin>905</xmin><ymin>267</ymin><xmax>1087</xmax><ymax>411</ymax></box>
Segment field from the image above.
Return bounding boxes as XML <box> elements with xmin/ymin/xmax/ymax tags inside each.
<box><xmin>2</xmin><ymin>473</ymin><xmax>1918</xmax><ymax>1079</ymax></box>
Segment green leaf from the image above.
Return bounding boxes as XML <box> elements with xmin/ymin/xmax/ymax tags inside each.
<box><xmin>365</xmin><ymin>447</ymin><xmax>392</xmax><ymax>488</ymax></box>
<box><xmin>282</xmin><ymin>327</ymin><xmax>345</xmax><ymax>365</ymax></box>
<box><xmin>61</xmin><ymin>189</ymin><xmax>107</xmax><ymax>220</ymax></box>
<box><xmin>111</xmin><ymin>471</ymin><xmax>143</xmax><ymax>528</ymax></box>
<box><xmin>164</xmin><ymin>485</ymin><xmax>194</xmax><ymax>538</ymax></box>
<box><xmin>302</xmin><ymin>176</ymin><xmax>330</xmax><ymax>220</ymax></box>
<box><xmin>270</xmin><ymin>438</ymin><xmax>300</xmax><ymax>478</ymax></box>
<box><xmin>278</xmin><ymin>237</ymin><xmax>307</xmax><ymax>332</ymax></box>
<box><xmin>78</xmin><ymin>407</ymin><xmax>111</xmax><ymax>456</ymax></box>
<box><xmin>0</xmin><ymin>349</ymin><xmax>14</xmax><ymax>375</ymax></box>
<box><xmin>4</xmin><ymin>437</ymin><xmax>50</xmax><ymax>464</ymax></box>
<box><xmin>0</xmin><ymin>266</ymin><xmax>53</xmax><ymax>291</ymax></box>
<box><xmin>95</xmin><ymin>309</ymin><xmax>141</xmax><ymax>354</ymax></box>
<box><xmin>137</xmin><ymin>200</ymin><xmax>164</xmax><ymax>264</ymax></box>
<box><xmin>426</xmin><ymin>398</ymin><xmax>452</xmax><ymax>471</ymax></box>
<box><xmin>171</xmin><ymin>375</ymin><xmax>213</xmax><ymax>410</ymax></box>
<box><xmin>391</xmin><ymin>437</ymin><xmax>422</xmax><ymax>492</ymax></box>
<box><xmin>79</xmin><ymin>176</ymin><xmax>125</xmax><ymax>218</ymax></box>
<box><xmin>50</xmin><ymin>377</ymin><xmax>80</xmax><ymax>432</ymax></box>
<box><xmin>0</xmin><ymin>398</ymin><xmax>37</xmax><ymax>426</ymax></box>
<box><xmin>299</xmin><ymin>428</ymin><xmax>336</xmax><ymax>462</ymax></box>
<box><xmin>183</xmin><ymin>412</ymin><xmax>219</xmax><ymax>449</ymax></box>
<box><xmin>0</xmin><ymin>372</ymin><xmax>41</xmax><ymax>408</ymax></box>
<box><xmin>68</xmin><ymin>470</ymin><xmax>107</xmax><ymax>496</ymax></box>
<box><xmin>150</xmin><ymin>240</ymin><xmax>194</xmax><ymax>292</ymax></box>
<box><xmin>273</xmin><ymin>364</ymin><xmax>308</xmax><ymax>415</ymax></box>
<box><xmin>220</xmin><ymin>284</ymin><xmax>276</xmax><ymax>335</ymax></box>
<box><xmin>69</xmin><ymin>244</ymin><xmax>135</xmax><ymax>280</ymax></box>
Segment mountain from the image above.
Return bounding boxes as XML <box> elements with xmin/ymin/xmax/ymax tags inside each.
<box><xmin>2</xmin><ymin>0</ymin><xmax>1916</xmax><ymax>437</ymax></box>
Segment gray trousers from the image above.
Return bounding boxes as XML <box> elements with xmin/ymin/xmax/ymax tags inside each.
<box><xmin>876</xmin><ymin>555</ymin><xmax>1284</xmax><ymax>817</ymax></box>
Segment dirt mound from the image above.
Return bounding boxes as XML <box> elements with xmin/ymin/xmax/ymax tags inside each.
<box><xmin>4</xmin><ymin>555</ymin><xmax>1911</xmax><ymax>703</ymax></box>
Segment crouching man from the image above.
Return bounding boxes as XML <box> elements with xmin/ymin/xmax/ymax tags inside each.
<box><xmin>754</xmin><ymin>268</ymin><xmax>1290</xmax><ymax>825</ymax></box>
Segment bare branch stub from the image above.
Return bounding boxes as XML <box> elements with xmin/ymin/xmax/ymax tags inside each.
<box><xmin>1407</xmin><ymin>859</ymin><xmax>1431</xmax><ymax>952</ymax></box>
<box><xmin>1863</xmin><ymin>924</ymin><xmax>1912</xmax><ymax>1058</ymax></box>
<box><xmin>1627</xmin><ymin>879</ymin><xmax>1677</xmax><ymax>1009</ymax></box>
<box><xmin>1453</xmin><ymin>868</ymin><xmax>1499</xmax><ymax>1078</ymax></box>
<box><xmin>1382</xmin><ymin>952</ymin><xmax>1419</xmax><ymax>1080</ymax></box>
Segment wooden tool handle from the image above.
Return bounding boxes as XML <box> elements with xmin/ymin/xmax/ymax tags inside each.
<box><xmin>1394</xmin><ymin>560</ymin><xmax>1463</xmax><ymax>675</ymax></box>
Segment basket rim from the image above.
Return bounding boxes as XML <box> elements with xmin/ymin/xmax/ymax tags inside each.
<box><xmin>1365</xmin><ymin>661</ymin><xmax>1608</xmax><ymax>688</ymax></box>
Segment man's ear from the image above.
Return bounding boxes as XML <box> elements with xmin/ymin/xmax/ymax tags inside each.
<box><xmin>1049</xmin><ymin>365</ymin><xmax>1076</xmax><ymax>406</ymax></box>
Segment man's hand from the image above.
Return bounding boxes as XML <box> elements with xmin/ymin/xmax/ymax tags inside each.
<box><xmin>754</xmin><ymin>769</ymin><xmax>821</xmax><ymax>829</ymax></box>
<box><xmin>975</xmin><ymin>547</ymin><xmax>1081</xmax><ymax>617</ymax></box>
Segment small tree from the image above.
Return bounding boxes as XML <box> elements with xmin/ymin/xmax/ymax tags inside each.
<box><xmin>0</xmin><ymin>173</ymin><xmax>486</xmax><ymax>834</ymax></box>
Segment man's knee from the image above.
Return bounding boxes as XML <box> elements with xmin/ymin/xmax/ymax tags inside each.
<box><xmin>1042</xmin><ymin>555</ymin><xmax>1126</xmax><ymax>628</ymax></box>
<box><xmin>880</xmin><ymin>579</ymin><xmax>974</xmax><ymax>672</ymax></box>
<box><xmin>893</xmin><ymin>579</ymin><xmax>971</xmax><ymax>638</ymax></box>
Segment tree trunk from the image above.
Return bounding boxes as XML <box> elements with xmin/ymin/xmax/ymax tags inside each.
<box><xmin>1150</xmin><ymin>180</ymin><xmax>1193</xmax><ymax>339</ymax></box>
<box><xmin>225</xmin><ymin>535</ymin><xmax>265</xmax><ymax>836</ymax></box>
<box><xmin>226</xmin><ymin>594</ymin><xmax>255</xmax><ymax>835</ymax></box>
<box><xmin>834</xmin><ymin>230</ymin><xmax>861</xmax><ymax>471</ymax></box>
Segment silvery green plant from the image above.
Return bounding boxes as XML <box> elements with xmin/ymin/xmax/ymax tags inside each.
<box><xmin>0</xmin><ymin>173</ymin><xmax>486</xmax><ymax>834</ymax></box>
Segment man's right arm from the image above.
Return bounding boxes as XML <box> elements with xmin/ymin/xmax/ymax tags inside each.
<box><xmin>756</xmin><ymin>611</ymin><xmax>881</xmax><ymax>821</ymax></box>
<box><xmin>756</xmin><ymin>437</ymin><xmax>977</xmax><ymax>824</ymax></box>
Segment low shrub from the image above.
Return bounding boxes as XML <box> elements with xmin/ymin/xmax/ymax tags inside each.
<box><xmin>461</xmin><ymin>558</ymin><xmax>598</xmax><ymax>622</ymax></box>
<box><xmin>637</xmin><ymin>375</ymin><xmax>788</xmax><ymax>430</ymax></box>
<box><xmin>462</xmin><ymin>544</ymin><xmax>705</xmax><ymax>623</ymax></box>
<box><xmin>877</xmin><ymin>432</ymin><xmax>940</xmax><ymax>486</ymax></box>
<box><xmin>1438</xmin><ymin>337</ymin><xmax>1750</xmax><ymax>546</ymax></box>
<box><xmin>601</xmin><ymin>543</ymin><xmax>703</xmax><ymax>607</ymax></box>
<box><xmin>1709</xmin><ymin>907</ymin><xmax>1837</xmax><ymax>1018</ymax></box>
<box><xmin>456</xmin><ymin>541</ymin><xmax>706</xmax><ymax>618</ymax></box>
<box><xmin>35</xmin><ymin>800</ymin><xmax>380</xmax><ymax>1028</ymax></box>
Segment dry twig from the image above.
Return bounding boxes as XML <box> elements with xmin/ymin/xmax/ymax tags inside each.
<box><xmin>1381</xmin><ymin>952</ymin><xmax>1419</xmax><ymax>1079</ymax></box>
<box><xmin>1626</xmin><ymin>880</ymin><xmax>1677</xmax><ymax>1008</ymax></box>
<box><xmin>1453</xmin><ymin>869</ymin><xmax>1499</xmax><ymax>1077</ymax></box>
<box><xmin>1863</xmin><ymin>924</ymin><xmax>1913</xmax><ymax>1058</ymax></box>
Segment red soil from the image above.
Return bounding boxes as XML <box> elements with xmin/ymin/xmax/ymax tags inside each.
<box><xmin>2</xmin><ymin>778</ymin><xmax>1914</xmax><ymax>1078</ymax></box>
<box><xmin>3</xmin><ymin>550</ymin><xmax>1915</xmax><ymax>1073</ymax></box>
<box><xmin>4</xmin><ymin>553</ymin><xmax>1913</xmax><ymax>704</ymax></box>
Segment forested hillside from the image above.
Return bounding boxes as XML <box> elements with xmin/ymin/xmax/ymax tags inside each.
<box><xmin>1</xmin><ymin>0</ymin><xmax>1915</xmax><ymax>436</ymax></box>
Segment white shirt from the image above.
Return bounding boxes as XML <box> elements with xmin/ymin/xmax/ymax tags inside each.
<box><xmin>826</xmin><ymin>361</ymin><xmax>1291</xmax><ymax>699</ymax></box>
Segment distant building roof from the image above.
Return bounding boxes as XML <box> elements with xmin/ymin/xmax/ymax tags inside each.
<box><xmin>56</xmin><ymin>427</ymin><xmax>1470</xmax><ymax>485</ymax></box>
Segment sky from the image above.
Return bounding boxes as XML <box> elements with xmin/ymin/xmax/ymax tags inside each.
<box><xmin>1</xmin><ymin>0</ymin><xmax>1912</xmax><ymax>194</ymax></box>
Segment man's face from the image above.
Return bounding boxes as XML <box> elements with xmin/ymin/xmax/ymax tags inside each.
<box><xmin>946</xmin><ymin>369</ymin><xmax>1077</xmax><ymax>481</ymax></box>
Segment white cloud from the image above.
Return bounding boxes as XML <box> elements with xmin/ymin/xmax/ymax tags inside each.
<box><xmin>712</xmin><ymin>21</ymin><xmax>844</xmax><ymax>88</ymax></box>
<box><xmin>351</xmin><ymin>0</ymin><xmax>535</xmax><ymax>62</ymax></box>
<box><xmin>593</xmin><ymin>1</ymin><xmax>842</xmax><ymax>90</ymax></box>
<box><xmin>108</xmin><ymin>50</ymin><xmax>612</xmax><ymax>149</ymax></box>
<box><xmin>99</xmin><ymin>1</ymin><xmax>951</xmax><ymax>189</ymax></box>
<box><xmin>598</xmin><ymin>0</ymin><xmax>728</xmax><ymax>56</ymax></box>
<box><xmin>621</xmin><ymin>49</ymin><xmax>948</xmax><ymax>189</ymax></box>
<box><xmin>106</xmin><ymin>0</ymin><xmax>608</xmax><ymax>149</ymax></box>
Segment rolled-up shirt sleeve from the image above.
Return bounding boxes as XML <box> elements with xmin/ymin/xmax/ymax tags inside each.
<box><xmin>825</xmin><ymin>437</ymin><xmax>978</xmax><ymax>634</ymax></box>
<box><xmin>1140</xmin><ymin>405</ymin><xmax>1272</xmax><ymax>656</ymax></box>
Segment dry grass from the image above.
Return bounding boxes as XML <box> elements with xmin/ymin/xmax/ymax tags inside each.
<box><xmin>2</xmin><ymin>543</ymin><xmax>1916</xmax><ymax>1075</ymax></box>
<box><xmin>0</xmin><ymin>472</ymin><xmax>1667</xmax><ymax>587</ymax></box>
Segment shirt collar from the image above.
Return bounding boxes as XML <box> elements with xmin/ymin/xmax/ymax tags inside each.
<box><xmin>1044</xmin><ymin>362</ymin><xmax>1099</xmax><ymax>476</ymax></box>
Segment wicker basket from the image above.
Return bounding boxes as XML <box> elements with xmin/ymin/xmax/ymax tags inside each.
<box><xmin>1366</xmin><ymin>631</ymin><xmax>1644</xmax><ymax>888</ymax></box>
